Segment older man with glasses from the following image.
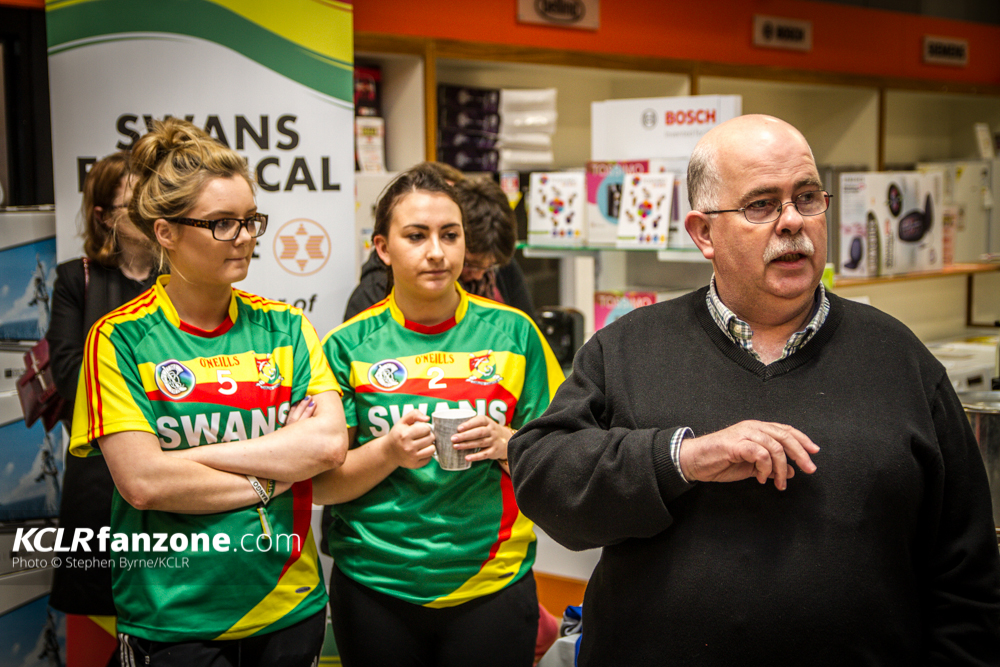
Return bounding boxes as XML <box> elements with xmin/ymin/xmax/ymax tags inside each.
<box><xmin>510</xmin><ymin>114</ymin><xmax>1000</xmax><ymax>666</ymax></box>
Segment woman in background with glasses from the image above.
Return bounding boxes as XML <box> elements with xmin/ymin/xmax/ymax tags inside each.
<box><xmin>69</xmin><ymin>118</ymin><xmax>347</xmax><ymax>667</ymax></box>
<box><xmin>48</xmin><ymin>151</ymin><xmax>158</xmax><ymax>663</ymax></box>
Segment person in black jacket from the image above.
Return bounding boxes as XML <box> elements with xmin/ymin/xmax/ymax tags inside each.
<box><xmin>343</xmin><ymin>165</ymin><xmax>535</xmax><ymax>321</ymax></box>
<box><xmin>509</xmin><ymin>115</ymin><xmax>1000</xmax><ymax>666</ymax></box>
<box><xmin>47</xmin><ymin>152</ymin><xmax>158</xmax><ymax>660</ymax></box>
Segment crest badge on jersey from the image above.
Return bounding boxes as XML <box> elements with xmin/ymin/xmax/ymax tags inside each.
<box><xmin>154</xmin><ymin>360</ymin><xmax>196</xmax><ymax>400</ymax></box>
<box><xmin>368</xmin><ymin>359</ymin><xmax>407</xmax><ymax>391</ymax></box>
<box><xmin>255</xmin><ymin>354</ymin><xmax>284</xmax><ymax>390</ymax></box>
<box><xmin>467</xmin><ymin>351</ymin><xmax>502</xmax><ymax>386</ymax></box>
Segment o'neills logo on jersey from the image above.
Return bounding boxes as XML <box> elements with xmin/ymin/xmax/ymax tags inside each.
<box><xmin>155</xmin><ymin>360</ymin><xmax>196</xmax><ymax>400</ymax></box>
<box><xmin>255</xmin><ymin>354</ymin><xmax>284</xmax><ymax>390</ymax></box>
<box><xmin>368</xmin><ymin>359</ymin><xmax>407</xmax><ymax>391</ymax></box>
<box><xmin>467</xmin><ymin>351</ymin><xmax>502</xmax><ymax>386</ymax></box>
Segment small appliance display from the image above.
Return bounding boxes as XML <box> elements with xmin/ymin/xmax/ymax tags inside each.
<box><xmin>839</xmin><ymin>171</ymin><xmax>943</xmax><ymax>277</ymax></box>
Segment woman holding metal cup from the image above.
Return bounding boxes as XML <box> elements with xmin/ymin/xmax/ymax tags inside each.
<box><xmin>315</xmin><ymin>163</ymin><xmax>563</xmax><ymax>667</ymax></box>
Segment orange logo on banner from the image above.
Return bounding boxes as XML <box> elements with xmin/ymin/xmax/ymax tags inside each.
<box><xmin>272</xmin><ymin>218</ymin><xmax>331</xmax><ymax>276</ymax></box>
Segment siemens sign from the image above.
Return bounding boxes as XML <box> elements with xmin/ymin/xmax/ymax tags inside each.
<box><xmin>923</xmin><ymin>36</ymin><xmax>969</xmax><ymax>67</ymax></box>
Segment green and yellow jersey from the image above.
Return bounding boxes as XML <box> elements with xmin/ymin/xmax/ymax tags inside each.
<box><xmin>70</xmin><ymin>275</ymin><xmax>339</xmax><ymax>642</ymax></box>
<box><xmin>322</xmin><ymin>285</ymin><xmax>563</xmax><ymax>608</ymax></box>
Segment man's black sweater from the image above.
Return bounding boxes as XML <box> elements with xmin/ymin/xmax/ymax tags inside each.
<box><xmin>509</xmin><ymin>288</ymin><xmax>1000</xmax><ymax>665</ymax></box>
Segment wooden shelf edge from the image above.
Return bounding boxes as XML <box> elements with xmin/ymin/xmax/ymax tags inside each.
<box><xmin>355</xmin><ymin>33</ymin><xmax>1000</xmax><ymax>97</ymax></box>
<box><xmin>355</xmin><ymin>32</ymin><xmax>431</xmax><ymax>57</ymax></box>
<box><xmin>834</xmin><ymin>263</ymin><xmax>1000</xmax><ymax>288</ymax></box>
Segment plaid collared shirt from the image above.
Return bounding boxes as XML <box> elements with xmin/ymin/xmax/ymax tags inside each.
<box><xmin>706</xmin><ymin>276</ymin><xmax>830</xmax><ymax>363</ymax></box>
<box><xmin>670</xmin><ymin>278</ymin><xmax>831</xmax><ymax>483</ymax></box>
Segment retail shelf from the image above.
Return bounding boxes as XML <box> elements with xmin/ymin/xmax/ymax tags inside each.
<box><xmin>519</xmin><ymin>243</ymin><xmax>708</xmax><ymax>263</ymax></box>
<box><xmin>834</xmin><ymin>263</ymin><xmax>1000</xmax><ymax>288</ymax></box>
<box><xmin>656</xmin><ymin>248</ymin><xmax>709</xmax><ymax>263</ymax></box>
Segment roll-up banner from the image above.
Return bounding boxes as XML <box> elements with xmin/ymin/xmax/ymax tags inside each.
<box><xmin>45</xmin><ymin>0</ymin><xmax>355</xmax><ymax>336</ymax></box>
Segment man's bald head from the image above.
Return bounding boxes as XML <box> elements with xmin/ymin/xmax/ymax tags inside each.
<box><xmin>687</xmin><ymin>115</ymin><xmax>815</xmax><ymax>212</ymax></box>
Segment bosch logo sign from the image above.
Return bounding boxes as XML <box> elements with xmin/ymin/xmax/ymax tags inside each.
<box><xmin>665</xmin><ymin>109</ymin><xmax>717</xmax><ymax>126</ymax></box>
<box><xmin>641</xmin><ymin>109</ymin><xmax>657</xmax><ymax>129</ymax></box>
<box><xmin>535</xmin><ymin>0</ymin><xmax>585</xmax><ymax>22</ymax></box>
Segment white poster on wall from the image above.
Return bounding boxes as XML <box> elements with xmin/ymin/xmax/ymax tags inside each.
<box><xmin>45</xmin><ymin>1</ymin><xmax>355</xmax><ymax>336</ymax></box>
<box><xmin>591</xmin><ymin>95</ymin><xmax>742</xmax><ymax>161</ymax></box>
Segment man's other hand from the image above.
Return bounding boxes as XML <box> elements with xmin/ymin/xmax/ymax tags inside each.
<box><xmin>679</xmin><ymin>421</ymin><xmax>819</xmax><ymax>491</ymax></box>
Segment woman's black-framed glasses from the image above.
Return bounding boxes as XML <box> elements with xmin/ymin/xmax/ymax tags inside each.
<box><xmin>701</xmin><ymin>191</ymin><xmax>832</xmax><ymax>224</ymax></box>
<box><xmin>169</xmin><ymin>213</ymin><xmax>268</xmax><ymax>241</ymax></box>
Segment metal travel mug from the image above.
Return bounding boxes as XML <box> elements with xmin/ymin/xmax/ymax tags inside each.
<box><xmin>431</xmin><ymin>408</ymin><xmax>478</xmax><ymax>471</ymax></box>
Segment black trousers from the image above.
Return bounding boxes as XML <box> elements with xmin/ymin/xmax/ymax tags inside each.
<box><xmin>117</xmin><ymin>608</ymin><xmax>325</xmax><ymax>667</ymax></box>
<box><xmin>329</xmin><ymin>565</ymin><xmax>538</xmax><ymax>667</ymax></box>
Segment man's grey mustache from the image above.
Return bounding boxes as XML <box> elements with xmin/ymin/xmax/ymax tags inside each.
<box><xmin>763</xmin><ymin>235</ymin><xmax>815</xmax><ymax>263</ymax></box>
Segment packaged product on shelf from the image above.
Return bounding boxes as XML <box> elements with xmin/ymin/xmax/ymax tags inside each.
<box><xmin>838</xmin><ymin>173</ymin><xmax>881</xmax><ymax>277</ymax></box>
<box><xmin>355</xmin><ymin>116</ymin><xmax>385</xmax><ymax>173</ymax></box>
<box><xmin>647</xmin><ymin>158</ymin><xmax>695</xmax><ymax>249</ymax></box>
<box><xmin>616</xmin><ymin>172</ymin><xmax>674</xmax><ymax>249</ymax></box>
<box><xmin>499</xmin><ymin>148</ymin><xmax>555</xmax><ymax>171</ymax></box>
<box><xmin>502</xmin><ymin>109</ymin><xmax>558</xmax><ymax>134</ymax></box>
<box><xmin>498</xmin><ymin>132</ymin><xmax>553</xmax><ymax>150</ymax></box>
<box><xmin>500</xmin><ymin>88</ymin><xmax>557</xmax><ymax>114</ymax></box>
<box><xmin>437</xmin><ymin>147</ymin><xmax>500</xmax><ymax>173</ymax></box>
<box><xmin>497</xmin><ymin>88</ymin><xmax>557</xmax><ymax>171</ymax></box>
<box><xmin>586</xmin><ymin>160</ymin><xmax>653</xmax><ymax>245</ymax></box>
<box><xmin>839</xmin><ymin>171</ymin><xmax>943</xmax><ymax>277</ymax></box>
<box><xmin>594</xmin><ymin>291</ymin><xmax>657</xmax><ymax>330</ymax></box>
<box><xmin>591</xmin><ymin>95</ymin><xmax>742</xmax><ymax>161</ymax></box>
<box><xmin>354</xmin><ymin>64</ymin><xmax>382</xmax><ymax>117</ymax></box>
<box><xmin>439</xmin><ymin>106</ymin><xmax>501</xmax><ymax>133</ymax></box>
<box><xmin>494</xmin><ymin>170</ymin><xmax>534</xmax><ymax>240</ymax></box>
<box><xmin>528</xmin><ymin>172</ymin><xmax>586</xmax><ymax>246</ymax></box>
<box><xmin>438</xmin><ymin>128</ymin><xmax>499</xmax><ymax>149</ymax></box>
<box><xmin>438</xmin><ymin>84</ymin><xmax>501</xmax><ymax>113</ymax></box>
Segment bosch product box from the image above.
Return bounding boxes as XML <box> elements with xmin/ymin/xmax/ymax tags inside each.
<box><xmin>591</xmin><ymin>95</ymin><xmax>741</xmax><ymax>161</ymax></box>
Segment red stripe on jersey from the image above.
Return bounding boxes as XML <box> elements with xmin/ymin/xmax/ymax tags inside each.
<box><xmin>91</xmin><ymin>328</ymin><xmax>104</xmax><ymax>438</ymax></box>
<box><xmin>145</xmin><ymin>382</ymin><xmax>292</xmax><ymax>408</ymax></box>
<box><xmin>100</xmin><ymin>289</ymin><xmax>157</xmax><ymax>325</ymax></box>
<box><xmin>278</xmin><ymin>478</ymin><xmax>312</xmax><ymax>579</ymax></box>
<box><xmin>355</xmin><ymin>378</ymin><xmax>517</xmax><ymax>407</ymax></box>
<box><xmin>480</xmin><ymin>470</ymin><xmax>519</xmax><ymax>568</ymax></box>
<box><xmin>404</xmin><ymin>317</ymin><xmax>456</xmax><ymax>335</ymax></box>
<box><xmin>89</xmin><ymin>290</ymin><xmax>157</xmax><ymax>439</ymax></box>
<box><xmin>179</xmin><ymin>316</ymin><xmax>234</xmax><ymax>338</ymax></box>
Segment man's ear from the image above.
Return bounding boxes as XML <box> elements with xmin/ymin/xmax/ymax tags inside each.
<box><xmin>153</xmin><ymin>219</ymin><xmax>177</xmax><ymax>251</ymax></box>
<box><xmin>373</xmin><ymin>235</ymin><xmax>390</xmax><ymax>267</ymax></box>
<box><xmin>684</xmin><ymin>211</ymin><xmax>715</xmax><ymax>260</ymax></box>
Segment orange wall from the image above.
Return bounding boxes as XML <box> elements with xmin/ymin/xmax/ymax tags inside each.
<box><xmin>5</xmin><ymin>0</ymin><xmax>998</xmax><ymax>85</ymax></box>
<box><xmin>355</xmin><ymin>0</ymin><xmax>1000</xmax><ymax>86</ymax></box>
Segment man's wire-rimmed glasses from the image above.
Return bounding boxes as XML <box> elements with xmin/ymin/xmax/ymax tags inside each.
<box><xmin>701</xmin><ymin>191</ymin><xmax>832</xmax><ymax>224</ymax></box>
<box><xmin>169</xmin><ymin>213</ymin><xmax>268</xmax><ymax>241</ymax></box>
